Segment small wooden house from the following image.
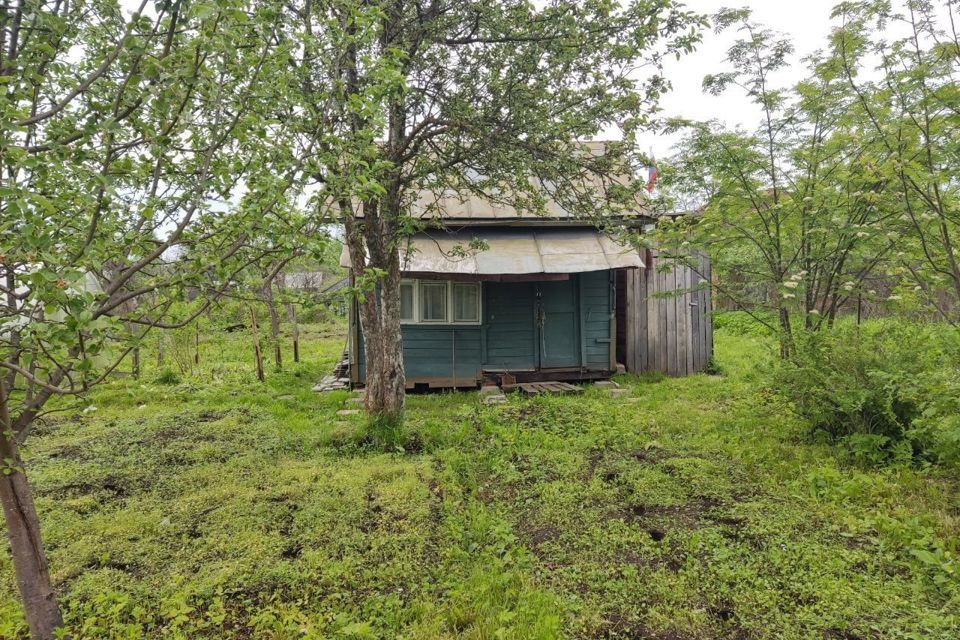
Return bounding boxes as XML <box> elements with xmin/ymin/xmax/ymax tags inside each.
<box><xmin>341</xmin><ymin>172</ymin><xmax>713</xmax><ymax>390</ymax></box>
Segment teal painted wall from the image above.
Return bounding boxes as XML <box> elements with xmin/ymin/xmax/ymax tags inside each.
<box><xmin>356</xmin><ymin>272</ymin><xmax>612</xmax><ymax>385</ymax></box>
<box><xmin>581</xmin><ymin>270</ymin><xmax>613</xmax><ymax>369</ymax></box>
<box><xmin>483</xmin><ymin>282</ymin><xmax>537</xmax><ymax>370</ymax></box>
<box><xmin>356</xmin><ymin>326</ymin><xmax>483</xmax><ymax>384</ymax></box>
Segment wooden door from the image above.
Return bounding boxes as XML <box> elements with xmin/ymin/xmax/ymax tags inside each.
<box><xmin>537</xmin><ymin>278</ymin><xmax>580</xmax><ymax>368</ymax></box>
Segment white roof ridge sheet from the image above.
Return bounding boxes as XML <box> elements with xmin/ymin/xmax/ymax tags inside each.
<box><xmin>340</xmin><ymin>228</ymin><xmax>644</xmax><ymax>274</ymax></box>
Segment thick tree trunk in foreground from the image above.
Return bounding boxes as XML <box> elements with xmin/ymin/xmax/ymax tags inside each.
<box><xmin>359</xmin><ymin>290</ymin><xmax>405</xmax><ymax>422</ymax></box>
<box><xmin>0</xmin><ymin>389</ymin><xmax>62</xmax><ymax>639</ymax></box>
<box><xmin>344</xmin><ymin>207</ymin><xmax>406</xmax><ymax>423</ymax></box>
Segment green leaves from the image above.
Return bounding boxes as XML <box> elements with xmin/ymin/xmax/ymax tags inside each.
<box><xmin>1</xmin><ymin>0</ymin><xmax>298</xmax><ymax>430</ymax></box>
<box><xmin>657</xmin><ymin>1</ymin><xmax>960</xmax><ymax>346</ymax></box>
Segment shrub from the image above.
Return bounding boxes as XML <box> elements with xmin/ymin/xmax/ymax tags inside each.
<box><xmin>771</xmin><ymin>319</ymin><xmax>956</xmax><ymax>466</ymax></box>
<box><xmin>910</xmin><ymin>359</ymin><xmax>960</xmax><ymax>467</ymax></box>
<box><xmin>155</xmin><ymin>369</ymin><xmax>181</xmax><ymax>385</ymax></box>
<box><xmin>704</xmin><ymin>356</ymin><xmax>723</xmax><ymax>376</ymax></box>
<box><xmin>713</xmin><ymin>310</ymin><xmax>776</xmax><ymax>336</ymax></box>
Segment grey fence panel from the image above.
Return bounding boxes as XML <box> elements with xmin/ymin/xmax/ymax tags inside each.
<box><xmin>625</xmin><ymin>251</ymin><xmax>713</xmax><ymax>376</ymax></box>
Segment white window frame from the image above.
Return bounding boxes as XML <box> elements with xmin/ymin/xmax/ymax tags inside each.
<box><xmin>399</xmin><ymin>279</ymin><xmax>418</xmax><ymax>324</ymax></box>
<box><xmin>419</xmin><ymin>281</ymin><xmax>450</xmax><ymax>324</ymax></box>
<box><xmin>452</xmin><ymin>282</ymin><xmax>482</xmax><ymax>323</ymax></box>
<box><xmin>398</xmin><ymin>279</ymin><xmax>483</xmax><ymax>326</ymax></box>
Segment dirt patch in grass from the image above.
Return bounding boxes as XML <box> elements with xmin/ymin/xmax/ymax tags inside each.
<box><xmin>616</xmin><ymin>495</ymin><xmax>725</xmax><ymax>529</ymax></box>
<box><xmin>85</xmin><ymin>556</ymin><xmax>143</xmax><ymax>577</ymax></box>
<box><xmin>586</xmin><ymin>445</ymin><xmax>710</xmax><ymax>482</ymax></box>
<box><xmin>43</xmin><ymin>442</ymin><xmax>84</xmax><ymax>460</ymax></box>
<box><xmin>593</xmin><ymin>614</ymin><xmax>694</xmax><ymax>640</ymax></box>
<box><xmin>823</xmin><ymin>630</ymin><xmax>870</xmax><ymax>640</ymax></box>
<box><xmin>151</xmin><ymin>408</ymin><xmax>250</xmax><ymax>444</ymax></box>
<box><xmin>358</xmin><ymin>486</ymin><xmax>383</xmax><ymax>534</ymax></box>
<box><xmin>592</xmin><ymin>596</ymin><xmax>753</xmax><ymax>640</ymax></box>
<box><xmin>525</xmin><ymin>524</ymin><xmax>561</xmax><ymax>548</ymax></box>
<box><xmin>618</xmin><ymin>546</ymin><xmax>685</xmax><ymax>573</ymax></box>
<box><xmin>41</xmin><ymin>475</ymin><xmax>134</xmax><ymax>502</ymax></box>
<box><xmin>626</xmin><ymin>447</ymin><xmax>676</xmax><ymax>464</ymax></box>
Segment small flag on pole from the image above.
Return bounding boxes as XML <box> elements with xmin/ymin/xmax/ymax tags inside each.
<box><xmin>646</xmin><ymin>159</ymin><xmax>658</xmax><ymax>193</ymax></box>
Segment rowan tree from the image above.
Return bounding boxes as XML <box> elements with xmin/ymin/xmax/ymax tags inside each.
<box><xmin>655</xmin><ymin>8</ymin><xmax>902</xmax><ymax>356</ymax></box>
<box><xmin>832</xmin><ymin>0</ymin><xmax>960</xmax><ymax>326</ymax></box>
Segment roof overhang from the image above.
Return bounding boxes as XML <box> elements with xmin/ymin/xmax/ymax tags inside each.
<box><xmin>340</xmin><ymin>228</ymin><xmax>644</xmax><ymax>276</ymax></box>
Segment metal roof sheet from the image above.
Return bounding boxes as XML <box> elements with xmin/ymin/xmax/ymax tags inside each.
<box><xmin>340</xmin><ymin>228</ymin><xmax>644</xmax><ymax>275</ymax></box>
<box><xmin>344</xmin><ymin>143</ymin><xmax>651</xmax><ymax>222</ymax></box>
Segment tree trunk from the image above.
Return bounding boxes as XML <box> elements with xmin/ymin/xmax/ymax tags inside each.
<box><xmin>260</xmin><ymin>271</ymin><xmax>283</xmax><ymax>370</ymax></box>
<box><xmin>249</xmin><ymin>306</ymin><xmax>265</xmax><ymax>382</ymax></box>
<box><xmin>0</xmin><ymin>387</ymin><xmax>63</xmax><ymax>639</ymax></box>
<box><xmin>344</xmin><ymin>206</ymin><xmax>406</xmax><ymax>424</ymax></box>
<box><xmin>778</xmin><ymin>307</ymin><xmax>793</xmax><ymax>359</ymax></box>
<box><xmin>358</xmin><ymin>287</ymin><xmax>405</xmax><ymax>422</ymax></box>
<box><xmin>285</xmin><ymin>302</ymin><xmax>300</xmax><ymax>363</ymax></box>
<box><xmin>5</xmin><ymin>274</ymin><xmax>22</xmax><ymax>393</ymax></box>
<box><xmin>265</xmin><ymin>297</ymin><xmax>282</xmax><ymax>369</ymax></box>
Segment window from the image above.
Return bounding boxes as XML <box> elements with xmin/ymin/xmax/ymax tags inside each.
<box><xmin>420</xmin><ymin>282</ymin><xmax>448</xmax><ymax>323</ymax></box>
<box><xmin>397</xmin><ymin>279</ymin><xmax>482</xmax><ymax>325</ymax></box>
<box><xmin>453</xmin><ymin>283</ymin><xmax>480</xmax><ymax>323</ymax></box>
<box><xmin>399</xmin><ymin>281</ymin><xmax>416</xmax><ymax>322</ymax></box>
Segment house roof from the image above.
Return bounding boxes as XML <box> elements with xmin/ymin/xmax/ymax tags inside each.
<box><xmin>407</xmin><ymin>187</ymin><xmax>647</xmax><ymax>223</ymax></box>
<box><xmin>340</xmin><ymin>227</ymin><xmax>644</xmax><ymax>276</ymax></box>
<box><xmin>321</xmin><ymin>276</ymin><xmax>350</xmax><ymax>294</ymax></box>
<box><xmin>351</xmin><ymin>142</ymin><xmax>652</xmax><ymax>224</ymax></box>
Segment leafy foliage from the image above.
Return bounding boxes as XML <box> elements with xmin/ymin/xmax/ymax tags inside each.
<box><xmin>771</xmin><ymin>318</ymin><xmax>960</xmax><ymax>467</ymax></box>
<box><xmin>656</xmin><ymin>0</ymin><xmax>960</xmax><ymax>376</ymax></box>
<box><xmin>712</xmin><ymin>310</ymin><xmax>776</xmax><ymax>337</ymax></box>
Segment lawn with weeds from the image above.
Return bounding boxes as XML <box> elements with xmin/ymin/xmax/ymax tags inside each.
<box><xmin>1</xmin><ymin>320</ymin><xmax>958</xmax><ymax>638</ymax></box>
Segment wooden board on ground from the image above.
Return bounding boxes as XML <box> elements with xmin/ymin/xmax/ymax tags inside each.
<box><xmin>513</xmin><ymin>381</ymin><xmax>583</xmax><ymax>397</ymax></box>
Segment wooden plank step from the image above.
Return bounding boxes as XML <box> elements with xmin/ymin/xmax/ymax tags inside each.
<box><xmin>519</xmin><ymin>383</ymin><xmax>539</xmax><ymax>397</ymax></box>
<box><xmin>518</xmin><ymin>381</ymin><xmax>583</xmax><ymax>396</ymax></box>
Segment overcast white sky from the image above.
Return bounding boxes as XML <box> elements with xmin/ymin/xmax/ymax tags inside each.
<box><xmin>649</xmin><ymin>0</ymin><xmax>842</xmax><ymax>157</ymax></box>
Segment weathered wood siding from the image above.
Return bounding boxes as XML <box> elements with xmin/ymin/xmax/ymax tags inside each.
<box><xmin>624</xmin><ymin>252</ymin><xmax>713</xmax><ymax>376</ymax></box>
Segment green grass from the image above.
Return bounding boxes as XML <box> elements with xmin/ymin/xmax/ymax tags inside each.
<box><xmin>1</xmin><ymin>320</ymin><xmax>958</xmax><ymax>639</ymax></box>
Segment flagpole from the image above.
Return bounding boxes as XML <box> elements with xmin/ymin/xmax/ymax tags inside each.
<box><xmin>647</xmin><ymin>145</ymin><xmax>657</xmax><ymax>193</ymax></box>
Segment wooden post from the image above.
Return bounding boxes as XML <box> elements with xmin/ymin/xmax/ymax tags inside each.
<box><xmin>286</xmin><ymin>302</ymin><xmax>300</xmax><ymax>363</ymax></box>
<box><xmin>261</xmin><ymin>282</ymin><xmax>282</xmax><ymax>369</ymax></box>
<box><xmin>249</xmin><ymin>306</ymin><xmax>265</xmax><ymax>382</ymax></box>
